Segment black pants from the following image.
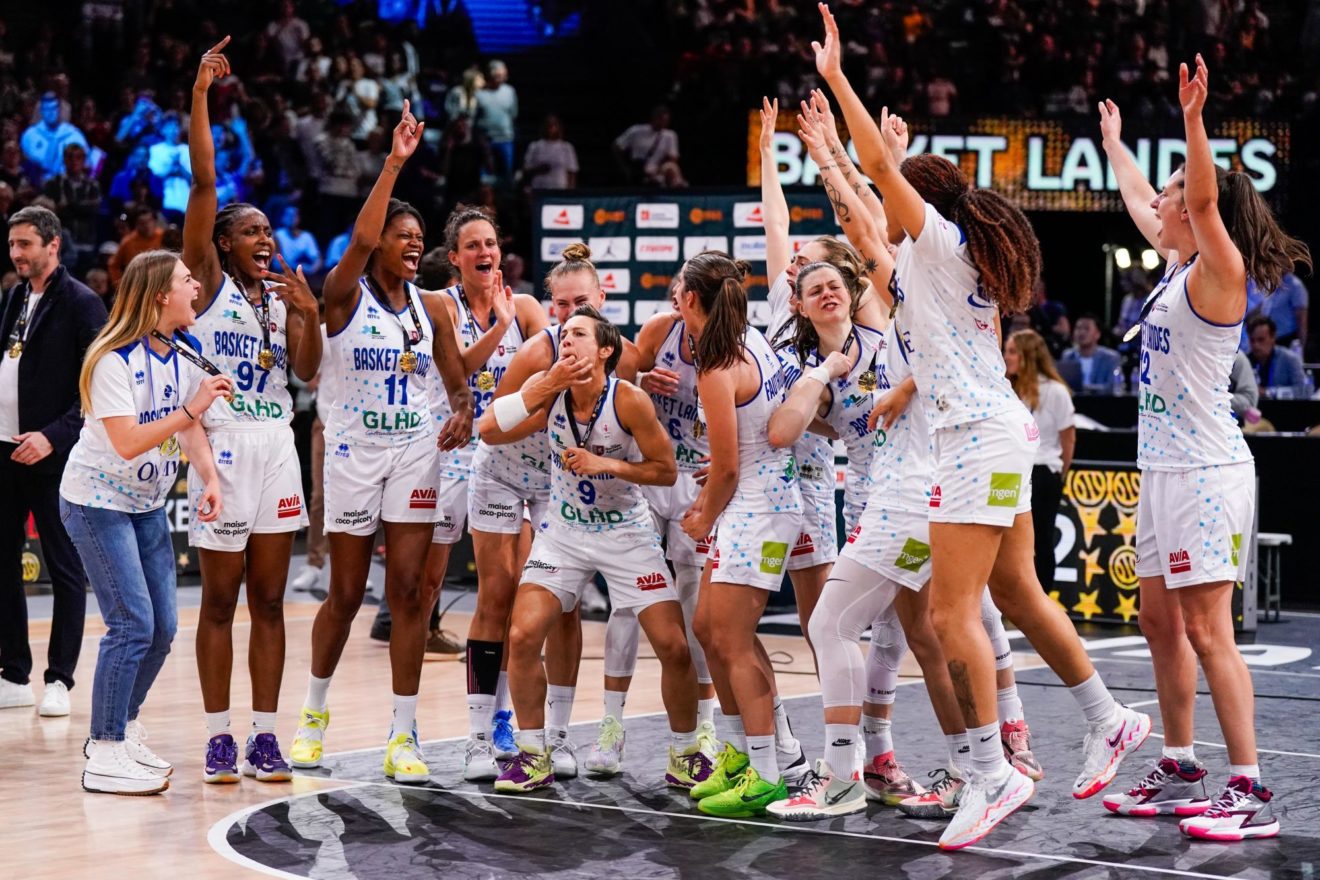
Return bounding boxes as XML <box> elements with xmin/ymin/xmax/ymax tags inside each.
<box><xmin>0</xmin><ymin>447</ymin><xmax>88</xmax><ymax>689</ymax></box>
<box><xmin>1030</xmin><ymin>465</ymin><xmax>1064</xmax><ymax>594</ymax></box>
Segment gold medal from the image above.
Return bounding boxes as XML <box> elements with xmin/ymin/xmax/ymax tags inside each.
<box><xmin>477</xmin><ymin>370</ymin><xmax>496</xmax><ymax>391</ymax></box>
<box><xmin>399</xmin><ymin>350</ymin><xmax>419</xmax><ymax>373</ymax></box>
<box><xmin>7</xmin><ymin>342</ymin><xmax>20</xmax><ymax>358</ymax></box>
<box><xmin>257</xmin><ymin>348</ymin><xmax>276</xmax><ymax>370</ymax></box>
<box><xmin>692</xmin><ymin>420</ymin><xmax>706</xmax><ymax>439</ymax></box>
<box><xmin>560</xmin><ymin>449</ymin><xmax>571</xmax><ymax>469</ymax></box>
<box><xmin>1122</xmin><ymin>323</ymin><xmax>1142</xmax><ymax>344</ymax></box>
<box><xmin>858</xmin><ymin>370</ymin><xmax>878</xmax><ymax>393</ymax></box>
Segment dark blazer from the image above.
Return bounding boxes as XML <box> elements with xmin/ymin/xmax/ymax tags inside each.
<box><xmin>1058</xmin><ymin>346</ymin><xmax>1122</xmax><ymax>394</ymax></box>
<box><xmin>0</xmin><ymin>266</ymin><xmax>108</xmax><ymax>474</ymax></box>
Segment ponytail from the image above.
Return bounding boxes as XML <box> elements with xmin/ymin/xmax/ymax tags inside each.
<box><xmin>1215</xmin><ymin>169</ymin><xmax>1311</xmax><ymax>293</ymax></box>
<box><xmin>681</xmin><ymin>251</ymin><xmax>749</xmax><ymax>373</ymax></box>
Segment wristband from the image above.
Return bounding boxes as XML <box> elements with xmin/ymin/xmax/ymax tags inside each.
<box><xmin>805</xmin><ymin>366</ymin><xmax>831</xmax><ymax>386</ymax></box>
<box><xmin>181</xmin><ymin>404</ymin><xmax>195</xmax><ymax>421</ymax></box>
<box><xmin>492</xmin><ymin>391</ymin><xmax>531</xmax><ymax>431</ymax></box>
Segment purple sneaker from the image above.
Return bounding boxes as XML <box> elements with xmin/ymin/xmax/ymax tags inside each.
<box><xmin>493</xmin><ymin>749</ymin><xmax>553</xmax><ymax>793</ymax></box>
<box><xmin>204</xmin><ymin>733</ymin><xmax>239</xmax><ymax>784</ymax></box>
<box><xmin>666</xmin><ymin>745</ymin><xmax>715</xmax><ymax>789</ymax></box>
<box><xmin>243</xmin><ymin>732</ymin><xmax>293</xmax><ymax>782</ymax></box>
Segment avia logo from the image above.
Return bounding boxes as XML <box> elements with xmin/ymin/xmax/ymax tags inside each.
<box><xmin>335</xmin><ymin>443</ymin><xmax>351</xmax><ymax>458</ymax></box>
<box><xmin>1169</xmin><ymin>548</ymin><xmax>1192</xmax><ymax>574</ymax></box>
<box><xmin>277</xmin><ymin>495</ymin><xmax>302</xmax><ymax>518</ymax></box>
<box><xmin>635</xmin><ymin>572</ymin><xmax>668</xmax><ymax>590</ymax></box>
<box><xmin>409</xmin><ymin>488</ymin><xmax>438</xmax><ymax>509</ymax></box>
<box><xmin>696</xmin><ymin>535</ymin><xmax>713</xmax><ymax>555</ymax></box>
<box><xmin>846</xmin><ymin>524</ymin><xmax>862</xmax><ymax>544</ymax></box>
<box><xmin>552</xmin><ymin>208</ymin><xmax>573</xmax><ymax>225</ymax></box>
<box><xmin>791</xmin><ymin>532</ymin><xmax>816</xmax><ymax>557</ymax></box>
<box><xmin>218</xmin><ymin>450</ymin><xmax>234</xmax><ymax>465</ymax></box>
<box><xmin>1025</xmin><ymin>421</ymin><xmax>1041</xmax><ymax>442</ymax></box>
<box><xmin>733</xmin><ymin>202</ymin><xmax>764</xmax><ymax>227</ymax></box>
<box><xmin>542</xmin><ymin>205</ymin><xmax>583</xmax><ymax>229</ymax></box>
<box><xmin>929</xmin><ymin>485</ymin><xmax>942</xmax><ymax>508</ymax></box>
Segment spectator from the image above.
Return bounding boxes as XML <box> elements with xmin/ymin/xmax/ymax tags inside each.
<box><xmin>314</xmin><ymin>110</ymin><xmax>362</xmax><ymax>243</ymax></box>
<box><xmin>106</xmin><ymin>205</ymin><xmax>162</xmax><ymax>288</ymax></box>
<box><xmin>417</xmin><ymin>247</ymin><xmax>457</xmax><ymax>291</ymax></box>
<box><xmin>337</xmin><ymin>56</ymin><xmax>381</xmax><ymax>140</ymax></box>
<box><xmin>265</xmin><ymin>0</ymin><xmax>311</xmax><ymax>76</ymax></box>
<box><xmin>42</xmin><ymin>144</ymin><xmax>102</xmax><ymax>273</ymax></box>
<box><xmin>1257</xmin><ymin>272</ymin><xmax>1309</xmax><ymax>352</ymax></box>
<box><xmin>0</xmin><ymin>141</ymin><xmax>32</xmax><ymax>196</ymax></box>
<box><xmin>925</xmin><ymin>73</ymin><xmax>958</xmax><ymax>117</ymax></box>
<box><xmin>106</xmin><ymin>146</ymin><xmax>159</xmax><ymax>213</ymax></box>
<box><xmin>1004</xmin><ymin>329</ymin><xmax>1075</xmax><ymax>596</ymax></box>
<box><xmin>20</xmin><ymin>93</ymin><xmax>88</xmax><ymax>185</ymax></box>
<box><xmin>1228</xmin><ymin>350</ymin><xmax>1260</xmax><ymax>423</ymax></box>
<box><xmin>475</xmin><ymin>59</ymin><xmax>518</xmax><ymax>185</ymax></box>
<box><xmin>274</xmin><ymin>206</ymin><xmax>323</xmax><ymax>275</ymax></box>
<box><xmin>613</xmin><ymin>105</ymin><xmax>685</xmax><ymax>187</ymax></box>
<box><xmin>503</xmin><ymin>253</ymin><xmax>533</xmax><ymax>296</ymax></box>
<box><xmin>83</xmin><ymin>267</ymin><xmax>111</xmax><ymax>302</ymax></box>
<box><xmin>522</xmin><ymin>114</ymin><xmax>578</xmax><ymax>190</ymax></box>
<box><xmin>439</xmin><ymin>115</ymin><xmax>489</xmax><ymax>207</ymax></box>
<box><xmin>444</xmin><ymin>66</ymin><xmax>484</xmax><ymax>129</ymax></box>
<box><xmin>1058</xmin><ymin>313</ymin><xmax>1122</xmax><ymax>393</ymax></box>
<box><xmin>324</xmin><ymin>223</ymin><xmax>352</xmax><ymax>270</ymax></box>
<box><xmin>1027</xmin><ymin>280</ymin><xmax>1070</xmax><ymax>358</ymax></box>
<box><xmin>146</xmin><ymin>114</ymin><xmax>191</xmax><ymax>220</ymax></box>
<box><xmin>1247</xmin><ymin>314</ymin><xmax>1308</xmax><ymax>398</ymax></box>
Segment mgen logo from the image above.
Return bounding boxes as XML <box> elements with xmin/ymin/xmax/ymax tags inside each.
<box><xmin>409</xmin><ymin>488</ymin><xmax>438</xmax><ymax>510</ymax></box>
<box><xmin>1169</xmin><ymin>549</ymin><xmax>1192</xmax><ymax>574</ymax></box>
<box><xmin>541</xmin><ymin>205</ymin><xmax>583</xmax><ymax>229</ymax></box>
<box><xmin>636</xmin><ymin>572</ymin><xmax>668</xmax><ymax>590</ymax></box>
<box><xmin>277</xmin><ymin>495</ymin><xmax>303</xmax><ymax>518</ymax></box>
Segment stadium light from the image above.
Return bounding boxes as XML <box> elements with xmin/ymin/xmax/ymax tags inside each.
<box><xmin>1114</xmin><ymin>247</ymin><xmax>1132</xmax><ymax>269</ymax></box>
<box><xmin>1141</xmin><ymin>249</ymin><xmax>1160</xmax><ymax>270</ymax></box>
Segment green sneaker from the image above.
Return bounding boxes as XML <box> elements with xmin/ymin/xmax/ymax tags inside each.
<box><xmin>689</xmin><ymin>742</ymin><xmax>749</xmax><ymax>800</ymax></box>
<box><xmin>698</xmin><ymin>767</ymin><xmax>788</xmax><ymax>817</ymax></box>
<box><xmin>493</xmin><ymin>747</ymin><xmax>553</xmax><ymax>793</ymax></box>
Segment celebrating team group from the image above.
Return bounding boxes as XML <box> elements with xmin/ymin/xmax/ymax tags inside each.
<box><xmin>62</xmin><ymin>4</ymin><xmax>1306</xmax><ymax>852</ymax></box>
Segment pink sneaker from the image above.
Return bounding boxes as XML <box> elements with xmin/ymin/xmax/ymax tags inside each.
<box><xmin>862</xmin><ymin>751</ymin><xmax>926</xmax><ymax>806</ymax></box>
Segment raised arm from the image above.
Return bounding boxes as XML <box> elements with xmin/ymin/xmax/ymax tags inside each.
<box><xmin>809</xmin><ymin>88</ymin><xmax>888</xmax><ymax>229</ymax></box>
<box><xmin>456</xmin><ymin>272</ymin><xmax>517</xmax><ymax>376</ymax></box>
<box><xmin>565</xmin><ymin>383</ymin><xmax>676</xmax><ymax>487</ymax></box>
<box><xmin>1098</xmin><ymin>99</ymin><xmax>1165</xmax><ymax>256</ymax></box>
<box><xmin>181</xmin><ymin>37</ymin><xmax>231</xmax><ymax>303</ymax></box>
<box><xmin>759</xmin><ymin>97</ymin><xmax>792</xmax><ymax>283</ymax></box>
<box><xmin>322</xmin><ymin>102</ymin><xmax>424</xmax><ymax>328</ymax></box>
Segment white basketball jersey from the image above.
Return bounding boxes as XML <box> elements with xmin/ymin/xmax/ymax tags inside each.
<box><xmin>193</xmin><ymin>274</ymin><xmax>293</xmax><ymax>429</ymax></box>
<box><xmin>820</xmin><ymin>323</ymin><xmax>886</xmax><ymax>514</ymax></box>
<box><xmin>867</xmin><ymin>323</ymin><xmax>934</xmax><ymax>514</ymax></box>
<box><xmin>649</xmin><ymin>317</ymin><xmax>707</xmax><ymax>472</ymax></box>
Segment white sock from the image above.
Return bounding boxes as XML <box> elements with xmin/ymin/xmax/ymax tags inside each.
<box><xmin>1068</xmin><ymin>672</ymin><xmax>1118</xmax><ymax>726</ymax></box>
<box><xmin>968</xmin><ymin>720</ymin><xmax>1009</xmax><ymax>778</ymax></box>
<box><xmin>697</xmin><ymin>697</ymin><xmax>717</xmax><ymax>727</ymax></box>
<box><xmin>772</xmin><ymin>698</ymin><xmax>798</xmax><ymax>750</ymax></box>
<box><xmin>825</xmin><ymin>723</ymin><xmax>859</xmax><ymax>777</ymax></box>
<box><xmin>517</xmin><ymin>728</ymin><xmax>545</xmax><ymax>753</ymax></box>
<box><xmin>861</xmin><ymin>715</ymin><xmax>893</xmax><ymax>761</ymax></box>
<box><xmin>725</xmin><ymin>713</ymin><xmax>747</xmax><ymax>752</ymax></box>
<box><xmin>1229</xmin><ymin>763</ymin><xmax>1261</xmax><ymax>782</ymax></box>
<box><xmin>251</xmin><ymin>711</ymin><xmax>277</xmax><ymax>734</ymax></box>
<box><xmin>996</xmin><ymin>685</ymin><xmax>1024</xmax><ymax>724</ymax></box>
<box><xmin>747</xmin><ymin>734</ymin><xmax>779</xmax><ymax>782</ymax></box>
<box><xmin>947</xmin><ymin>732</ymin><xmax>971</xmax><ymax>774</ymax></box>
<box><xmin>468</xmin><ymin>693</ymin><xmax>496</xmax><ymax>739</ymax></box>
<box><xmin>603</xmin><ymin>688</ymin><xmax>626</xmax><ymax>722</ymax></box>
<box><xmin>304</xmin><ymin>674</ymin><xmax>332</xmax><ymax>712</ymax></box>
<box><xmin>392</xmin><ymin>693</ymin><xmax>418</xmax><ymax>738</ymax></box>
<box><xmin>547</xmin><ymin>685</ymin><xmax>575</xmax><ymax>730</ymax></box>
<box><xmin>495</xmin><ymin>671</ymin><xmax>510</xmax><ymax>713</ymax></box>
<box><xmin>1162</xmin><ymin>744</ymin><xmax>1197</xmax><ymax>764</ymax></box>
<box><xmin>206</xmin><ymin>711</ymin><xmax>231</xmax><ymax>738</ymax></box>
<box><xmin>670</xmin><ymin>728</ymin><xmax>698</xmax><ymax>751</ymax></box>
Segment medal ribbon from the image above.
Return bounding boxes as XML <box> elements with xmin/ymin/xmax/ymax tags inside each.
<box><xmin>364</xmin><ymin>275</ymin><xmax>423</xmax><ymax>360</ymax></box>
<box><xmin>232</xmin><ymin>274</ymin><xmax>273</xmax><ymax>360</ymax></box>
<box><xmin>564</xmin><ymin>379</ymin><xmax>611</xmax><ymax>452</ymax></box>
<box><xmin>457</xmin><ymin>283</ymin><xmax>496</xmax><ymax>379</ymax></box>
<box><xmin>151</xmin><ymin>329</ymin><xmax>225</xmax><ymax>377</ymax></box>
<box><xmin>1122</xmin><ymin>253</ymin><xmax>1198</xmax><ymax>343</ymax></box>
<box><xmin>6</xmin><ymin>281</ymin><xmax>35</xmax><ymax>354</ymax></box>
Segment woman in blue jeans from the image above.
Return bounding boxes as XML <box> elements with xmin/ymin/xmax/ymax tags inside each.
<box><xmin>60</xmin><ymin>250</ymin><xmax>233</xmax><ymax>795</ymax></box>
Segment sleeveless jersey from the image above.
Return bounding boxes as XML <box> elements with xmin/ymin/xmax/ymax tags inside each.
<box><xmin>649</xmin><ymin>317</ymin><xmax>707</xmax><ymax>473</ymax></box>
<box><xmin>194</xmin><ymin>274</ymin><xmax>293</xmax><ymax>429</ymax></box>
<box><xmin>314</xmin><ymin>325</ymin><xmax>336</xmax><ymax>425</ymax></box>
<box><xmin>867</xmin><ymin>323</ymin><xmax>934</xmax><ymax>514</ymax></box>
<box><xmin>819</xmin><ymin>324</ymin><xmax>885</xmax><ymax>519</ymax></box>
<box><xmin>1136</xmin><ymin>257</ymin><xmax>1252</xmax><ymax>471</ymax></box>
<box><xmin>325</xmin><ymin>279</ymin><xmax>437</xmax><ymax>448</ymax></box>
<box><xmin>466</xmin><ymin>303</ymin><xmax>549</xmax><ymax>491</ymax></box>
<box><xmin>696</xmin><ymin>325</ymin><xmax>802</xmax><ymax>514</ymax></box>
<box><xmin>891</xmin><ymin>202</ymin><xmax>1019</xmax><ymax>429</ymax></box>
<box><xmin>546</xmin><ymin>378</ymin><xmax>652</xmax><ymax>535</ymax></box>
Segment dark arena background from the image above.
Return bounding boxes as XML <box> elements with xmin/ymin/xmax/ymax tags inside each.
<box><xmin>4</xmin><ymin>1</ymin><xmax>1320</xmax><ymax>878</ymax></box>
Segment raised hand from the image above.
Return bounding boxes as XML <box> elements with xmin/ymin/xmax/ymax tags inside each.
<box><xmin>390</xmin><ymin>99</ymin><xmax>425</xmax><ymax>161</ymax></box>
<box><xmin>1097</xmin><ymin>98</ymin><xmax>1123</xmax><ymax>145</ymax></box>
<box><xmin>759</xmin><ymin>97</ymin><xmax>779</xmax><ymax>152</ymax></box>
<box><xmin>796</xmin><ymin>104</ymin><xmax>830</xmax><ymax>156</ymax></box>
<box><xmin>885</xmin><ymin>111</ymin><xmax>909</xmax><ymax>160</ymax></box>
<box><xmin>194</xmin><ymin>36</ymin><xmax>231</xmax><ymax>92</ymax></box>
<box><xmin>545</xmin><ymin>353</ymin><xmax>594</xmax><ymax>392</ymax></box>
<box><xmin>638</xmin><ymin>367</ymin><xmax>681</xmax><ymax>397</ymax></box>
<box><xmin>811</xmin><ymin>3</ymin><xmax>843</xmax><ymax>81</ymax></box>
<box><xmin>262</xmin><ymin>255</ymin><xmax>318</xmax><ymax>317</ymax></box>
<box><xmin>489</xmin><ymin>269</ymin><xmax>515</xmax><ymax>326</ymax></box>
<box><xmin>821</xmin><ymin>349</ymin><xmax>851</xmax><ymax>380</ymax></box>
<box><xmin>1178</xmin><ymin>54</ymin><xmax>1208</xmax><ymax>117</ymax></box>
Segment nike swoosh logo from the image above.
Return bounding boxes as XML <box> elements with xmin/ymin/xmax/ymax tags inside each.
<box><xmin>826</xmin><ymin>783</ymin><xmax>857</xmax><ymax>804</ymax></box>
<box><xmin>830</xmin><ymin>739</ymin><xmax>853</xmax><ymax>747</ymax></box>
<box><xmin>980</xmin><ymin>734</ymin><xmax>996</xmax><ymax>743</ymax></box>
<box><xmin>967</xmin><ymin>292</ymin><xmax>993</xmax><ymax>309</ymax></box>
<box><xmin>986</xmin><ymin>773</ymin><xmax>1015</xmax><ymax>803</ymax></box>
<box><xmin>750</xmin><ymin>745</ymin><xmax>768</xmax><ymax>751</ymax></box>
<box><xmin>1107</xmin><ymin>721</ymin><xmax>1126</xmax><ymax>750</ymax></box>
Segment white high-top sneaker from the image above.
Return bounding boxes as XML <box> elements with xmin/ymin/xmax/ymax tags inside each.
<box><xmin>82</xmin><ymin>740</ymin><xmax>170</xmax><ymax>795</ymax></box>
<box><xmin>125</xmin><ymin>720</ymin><xmax>173</xmax><ymax>776</ymax></box>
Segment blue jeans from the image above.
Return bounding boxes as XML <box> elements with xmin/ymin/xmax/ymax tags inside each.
<box><xmin>59</xmin><ymin>500</ymin><xmax>177</xmax><ymax>741</ymax></box>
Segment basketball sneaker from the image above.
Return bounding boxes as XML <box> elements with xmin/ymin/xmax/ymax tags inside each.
<box><xmin>39</xmin><ymin>681</ymin><xmax>70</xmax><ymax>717</ymax></box>
<box><xmin>689</xmin><ymin>743</ymin><xmax>749</xmax><ymax>800</ymax></box>
<box><xmin>767</xmin><ymin>759</ymin><xmax>866</xmax><ymax>821</ymax></box>
<box><xmin>863</xmin><ymin>751</ymin><xmax>926</xmax><ymax>805</ymax></box>
<box><xmin>425</xmin><ymin>628</ymin><xmax>464</xmax><ymax>655</ymax></box>
<box><xmin>241</xmin><ymin>732</ymin><xmax>292</xmax><ymax>782</ymax></box>
<box><xmin>1073</xmin><ymin>705</ymin><xmax>1152</xmax><ymax>799</ymax></box>
<box><xmin>898</xmin><ymin>768</ymin><xmax>967</xmax><ymax>819</ymax></box>
<box><xmin>204</xmin><ymin>733</ymin><xmax>240</xmax><ymax>784</ymax></box>
<box><xmin>83</xmin><ymin>740</ymin><xmax>170</xmax><ymax>796</ymax></box>
<box><xmin>666</xmin><ymin>743</ymin><xmax>715</xmax><ymax>790</ymax></box>
<box><xmin>290</xmin><ymin>706</ymin><xmax>329</xmax><ymax>769</ymax></box>
<box><xmin>548</xmin><ymin>729</ymin><xmax>579</xmax><ymax>779</ymax></box>
<box><xmin>939</xmin><ymin>764</ymin><xmax>1034</xmax><ymax>850</ymax></box>
<box><xmin>125</xmin><ymin>719</ymin><xmax>172</xmax><ymax>776</ymax></box>
<box><xmin>0</xmin><ymin>678</ymin><xmax>34</xmax><ymax>709</ymax></box>
<box><xmin>463</xmin><ymin>737</ymin><xmax>502</xmax><ymax>782</ymax></box>
<box><xmin>1001</xmin><ymin>719</ymin><xmax>1043</xmax><ymax>781</ymax></box>
<box><xmin>584</xmin><ymin>715</ymin><xmax>625</xmax><ymax>776</ymax></box>
<box><xmin>698</xmin><ymin>766</ymin><xmax>788</xmax><ymax>818</ymax></box>
<box><xmin>779</xmin><ymin>740</ymin><xmax>811</xmax><ymax>783</ymax></box>
<box><xmin>494</xmin><ymin>747</ymin><xmax>554</xmax><ymax>793</ymax></box>
<box><xmin>1103</xmin><ymin>758</ymin><xmax>1211</xmax><ymax>816</ymax></box>
<box><xmin>384</xmin><ymin>730</ymin><xmax>430</xmax><ymax>784</ymax></box>
<box><xmin>1179</xmin><ymin>777</ymin><xmax>1280</xmax><ymax>841</ymax></box>
<box><xmin>697</xmin><ymin>719</ymin><xmax>720</xmax><ymax>756</ymax></box>
<box><xmin>492</xmin><ymin>709</ymin><xmax>517</xmax><ymax>759</ymax></box>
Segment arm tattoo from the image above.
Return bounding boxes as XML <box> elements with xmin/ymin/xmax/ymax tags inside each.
<box><xmin>862</xmin><ymin>256</ymin><xmax>879</xmax><ymax>276</ymax></box>
<box><xmin>823</xmin><ymin>179</ymin><xmax>852</xmax><ymax>224</ymax></box>
<box><xmin>948</xmin><ymin>659</ymin><xmax>977</xmax><ymax>720</ymax></box>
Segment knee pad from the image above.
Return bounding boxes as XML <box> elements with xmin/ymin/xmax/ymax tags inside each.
<box><xmin>980</xmin><ymin>587</ymin><xmax>1013</xmax><ymax>671</ymax></box>
<box><xmin>603</xmin><ymin>608</ymin><xmax>641</xmax><ymax>678</ymax></box>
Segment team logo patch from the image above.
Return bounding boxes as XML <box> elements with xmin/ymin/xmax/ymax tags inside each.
<box><xmin>987</xmin><ymin>473</ymin><xmax>1022</xmax><ymax>507</ymax></box>
<box><xmin>893</xmin><ymin>538</ymin><xmax>932</xmax><ymax>573</ymax></box>
<box><xmin>929</xmin><ymin>486</ymin><xmax>942</xmax><ymax>509</ymax></box>
<box><xmin>791</xmin><ymin>533</ymin><xmax>816</xmax><ymax>556</ymax></box>
<box><xmin>759</xmin><ymin>541</ymin><xmax>788</xmax><ymax>575</ymax></box>
<box><xmin>1025</xmin><ymin>421</ymin><xmax>1040</xmax><ymax>442</ymax></box>
<box><xmin>409</xmin><ymin>488</ymin><xmax>438</xmax><ymax>509</ymax></box>
<box><xmin>1169</xmin><ymin>548</ymin><xmax>1192</xmax><ymax>574</ymax></box>
<box><xmin>218</xmin><ymin>450</ymin><xmax>234</xmax><ymax>466</ymax></box>
<box><xmin>335</xmin><ymin>443</ymin><xmax>351</xmax><ymax>458</ymax></box>
<box><xmin>846</xmin><ymin>524</ymin><xmax>862</xmax><ymax>544</ymax></box>
<box><xmin>636</xmin><ymin>572</ymin><xmax>667</xmax><ymax>590</ymax></box>
<box><xmin>277</xmin><ymin>495</ymin><xmax>302</xmax><ymax>519</ymax></box>
<box><xmin>134</xmin><ymin>370</ymin><xmax>146</xmax><ymax>384</ymax></box>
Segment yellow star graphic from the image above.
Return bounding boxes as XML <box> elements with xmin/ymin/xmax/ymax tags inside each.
<box><xmin>1115</xmin><ymin>592</ymin><xmax>1139</xmax><ymax>623</ymax></box>
<box><xmin>1047</xmin><ymin>590</ymin><xmax>1067</xmax><ymax>613</ymax></box>
<box><xmin>1076</xmin><ymin>504</ymin><xmax>1107</xmax><ymax>547</ymax></box>
<box><xmin>1072</xmin><ymin>589</ymin><xmax>1103</xmax><ymax>620</ymax></box>
<box><xmin>178</xmin><ymin>552</ymin><xmax>191</xmax><ymax>568</ymax></box>
<box><xmin>1078</xmin><ymin>547</ymin><xmax>1105</xmax><ymax>587</ymax></box>
<box><xmin>1112</xmin><ymin>508</ymin><xmax>1138</xmax><ymax>546</ymax></box>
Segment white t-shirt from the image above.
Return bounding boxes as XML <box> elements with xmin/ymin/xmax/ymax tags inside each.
<box><xmin>523</xmin><ymin>139</ymin><xmax>579</xmax><ymax>189</ymax></box>
<box><xmin>60</xmin><ymin>335</ymin><xmax>205</xmax><ymax>512</ymax></box>
<box><xmin>0</xmin><ymin>289</ymin><xmax>43</xmax><ymax>439</ymax></box>
<box><xmin>1030</xmin><ymin>378</ymin><xmax>1075</xmax><ymax>473</ymax></box>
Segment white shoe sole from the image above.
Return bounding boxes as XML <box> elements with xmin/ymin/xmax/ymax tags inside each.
<box><xmin>244</xmin><ymin>762</ymin><xmax>292</xmax><ymax>782</ymax></box>
<box><xmin>83</xmin><ymin>771</ymin><xmax>170</xmax><ymax>795</ymax></box>
<box><xmin>1103</xmin><ymin>797</ymin><xmax>1210</xmax><ymax>817</ymax></box>
<box><xmin>39</xmin><ymin>702</ymin><xmax>70</xmax><ymax>717</ymax></box>
<box><xmin>552</xmin><ymin>761</ymin><xmax>578</xmax><ymax>779</ymax></box>
<box><xmin>463</xmin><ymin>764</ymin><xmax>501</xmax><ymax>782</ymax></box>
<box><xmin>386</xmin><ymin>769</ymin><xmax>431</xmax><ymax>785</ymax></box>
<box><xmin>768</xmin><ymin>797</ymin><xmax>867</xmax><ymax>821</ymax></box>
<box><xmin>0</xmin><ymin>698</ymin><xmax>35</xmax><ymax>709</ymax></box>
<box><xmin>939</xmin><ymin>775</ymin><xmax>1035</xmax><ymax>850</ymax></box>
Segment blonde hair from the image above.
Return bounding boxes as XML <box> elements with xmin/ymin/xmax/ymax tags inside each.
<box><xmin>544</xmin><ymin>241</ymin><xmax>600</xmax><ymax>294</ymax></box>
<box><xmin>1008</xmin><ymin>328</ymin><xmax>1069</xmax><ymax>412</ymax></box>
<box><xmin>79</xmin><ymin>250</ymin><xmax>179</xmax><ymax>412</ymax></box>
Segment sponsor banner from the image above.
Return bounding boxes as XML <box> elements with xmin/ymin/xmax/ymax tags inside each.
<box><xmin>634</xmin><ymin>236</ymin><xmax>680</xmax><ymax>262</ymax></box>
<box><xmin>733</xmin><ymin>201</ymin><xmax>765</xmax><ymax>227</ymax></box>
<box><xmin>541</xmin><ymin>236</ymin><xmax>584</xmax><ymax>262</ymax></box>
<box><xmin>598</xmin><ymin>268</ymin><xmax>631</xmax><ymax>294</ymax></box>
<box><xmin>683</xmin><ymin>235</ymin><xmax>729</xmax><ymax>261</ymax></box>
<box><xmin>587</xmin><ymin>236</ymin><xmax>631</xmax><ymax>262</ymax></box>
<box><xmin>632</xmin><ymin>300</ymin><xmax>671</xmax><ymax>323</ymax></box>
<box><xmin>732</xmin><ymin>235</ymin><xmax>767</xmax><ymax>261</ymax></box>
<box><xmin>636</xmin><ymin>203</ymin><xmax>680</xmax><ymax>228</ymax></box>
<box><xmin>600</xmin><ymin>300</ymin><xmax>631</xmax><ymax>325</ymax></box>
<box><xmin>542</xmin><ymin>204</ymin><xmax>584</xmax><ymax>230</ymax></box>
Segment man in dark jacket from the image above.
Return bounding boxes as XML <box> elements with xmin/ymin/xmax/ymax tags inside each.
<box><xmin>0</xmin><ymin>206</ymin><xmax>107</xmax><ymax>716</ymax></box>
